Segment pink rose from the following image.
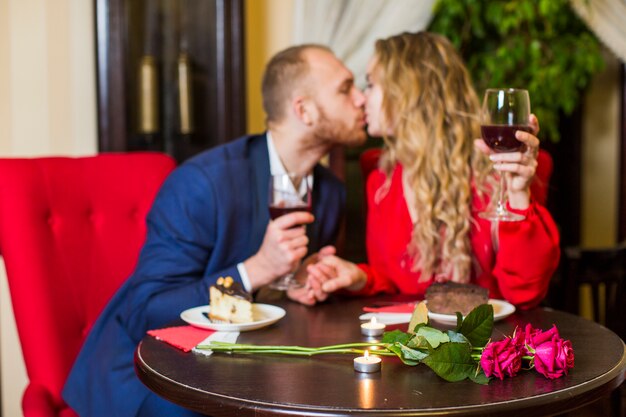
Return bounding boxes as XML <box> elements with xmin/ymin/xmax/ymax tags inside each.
<box><xmin>528</xmin><ymin>325</ymin><xmax>575</xmax><ymax>379</ymax></box>
<box><xmin>526</xmin><ymin>324</ymin><xmax>559</xmax><ymax>349</ymax></box>
<box><xmin>480</xmin><ymin>337</ymin><xmax>523</xmax><ymax>380</ymax></box>
<box><xmin>511</xmin><ymin>326</ymin><xmax>529</xmax><ymax>356</ymax></box>
<box><xmin>560</xmin><ymin>340</ymin><xmax>575</xmax><ymax>369</ymax></box>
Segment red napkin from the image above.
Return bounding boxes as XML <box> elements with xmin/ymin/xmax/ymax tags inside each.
<box><xmin>147</xmin><ymin>325</ymin><xmax>215</xmax><ymax>352</ymax></box>
<box><xmin>362</xmin><ymin>302</ymin><xmax>416</xmax><ymax>313</ymax></box>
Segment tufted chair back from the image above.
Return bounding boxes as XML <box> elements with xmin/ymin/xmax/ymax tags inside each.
<box><xmin>0</xmin><ymin>153</ymin><xmax>176</xmax><ymax>417</ymax></box>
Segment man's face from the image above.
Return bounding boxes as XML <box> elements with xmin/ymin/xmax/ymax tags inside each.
<box><xmin>304</xmin><ymin>49</ymin><xmax>366</xmax><ymax>147</ymax></box>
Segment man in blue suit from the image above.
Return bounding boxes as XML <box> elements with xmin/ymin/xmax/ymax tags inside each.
<box><xmin>63</xmin><ymin>44</ymin><xmax>366</xmax><ymax>417</ymax></box>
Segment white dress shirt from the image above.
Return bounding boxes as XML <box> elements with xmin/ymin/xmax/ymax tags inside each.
<box><xmin>236</xmin><ymin>132</ymin><xmax>313</xmax><ymax>291</ymax></box>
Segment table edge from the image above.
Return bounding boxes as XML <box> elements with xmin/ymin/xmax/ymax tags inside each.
<box><xmin>135</xmin><ymin>338</ymin><xmax>626</xmax><ymax>417</ymax></box>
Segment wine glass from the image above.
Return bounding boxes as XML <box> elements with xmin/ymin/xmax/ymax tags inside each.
<box><xmin>479</xmin><ymin>88</ymin><xmax>531</xmax><ymax>222</ymax></box>
<box><xmin>268</xmin><ymin>173</ymin><xmax>312</xmax><ymax>290</ymax></box>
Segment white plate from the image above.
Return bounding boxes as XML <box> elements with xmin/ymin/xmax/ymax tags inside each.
<box><xmin>359</xmin><ymin>299</ymin><xmax>515</xmax><ymax>326</ymax></box>
<box><xmin>180</xmin><ymin>304</ymin><xmax>286</xmax><ymax>332</ymax></box>
<box><xmin>427</xmin><ymin>299</ymin><xmax>516</xmax><ymax>325</ymax></box>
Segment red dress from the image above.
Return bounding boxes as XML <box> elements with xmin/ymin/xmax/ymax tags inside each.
<box><xmin>355</xmin><ymin>164</ymin><xmax>560</xmax><ymax>309</ymax></box>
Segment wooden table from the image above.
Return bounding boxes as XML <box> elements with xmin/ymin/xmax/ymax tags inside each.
<box><xmin>135</xmin><ymin>295</ymin><xmax>626</xmax><ymax>416</ymax></box>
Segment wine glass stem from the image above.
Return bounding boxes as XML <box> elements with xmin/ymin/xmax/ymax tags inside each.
<box><xmin>497</xmin><ymin>172</ymin><xmax>507</xmax><ymax>214</ymax></box>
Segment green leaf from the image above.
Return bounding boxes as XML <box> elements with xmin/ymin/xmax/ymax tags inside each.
<box><xmin>407</xmin><ymin>334</ymin><xmax>431</xmax><ymax>350</ymax></box>
<box><xmin>459</xmin><ymin>304</ymin><xmax>494</xmax><ymax>348</ymax></box>
<box><xmin>399</xmin><ymin>343</ymin><xmax>429</xmax><ymax>363</ymax></box>
<box><xmin>387</xmin><ymin>342</ymin><xmax>421</xmax><ymax>366</ymax></box>
<box><xmin>415</xmin><ymin>326</ymin><xmax>450</xmax><ymax>349</ymax></box>
<box><xmin>446</xmin><ymin>330</ymin><xmax>470</xmax><ymax>344</ymax></box>
<box><xmin>469</xmin><ymin>370</ymin><xmax>490</xmax><ymax>384</ymax></box>
<box><xmin>381</xmin><ymin>329</ymin><xmax>412</xmax><ymax>345</ymax></box>
<box><xmin>423</xmin><ymin>342</ymin><xmax>477</xmax><ymax>382</ymax></box>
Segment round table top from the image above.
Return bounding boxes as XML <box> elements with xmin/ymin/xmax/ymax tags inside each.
<box><xmin>135</xmin><ymin>295</ymin><xmax>626</xmax><ymax>417</ymax></box>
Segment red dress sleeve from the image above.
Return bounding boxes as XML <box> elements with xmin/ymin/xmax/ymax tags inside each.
<box><xmin>352</xmin><ymin>166</ymin><xmax>431</xmax><ymax>297</ymax></box>
<box><xmin>350</xmin><ymin>163</ymin><xmax>560</xmax><ymax>309</ymax></box>
<box><xmin>475</xmin><ymin>201</ymin><xmax>560</xmax><ymax>309</ymax></box>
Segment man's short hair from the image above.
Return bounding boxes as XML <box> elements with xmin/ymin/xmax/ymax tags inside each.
<box><xmin>261</xmin><ymin>44</ymin><xmax>332</xmax><ymax>125</ymax></box>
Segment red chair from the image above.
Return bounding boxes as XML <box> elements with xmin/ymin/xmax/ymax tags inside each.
<box><xmin>359</xmin><ymin>147</ymin><xmax>553</xmax><ymax>206</ymax></box>
<box><xmin>0</xmin><ymin>153</ymin><xmax>176</xmax><ymax>417</ymax></box>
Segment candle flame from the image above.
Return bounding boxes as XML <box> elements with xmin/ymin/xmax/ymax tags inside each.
<box><xmin>364</xmin><ymin>350</ymin><xmax>370</xmax><ymax>360</ymax></box>
<box><xmin>370</xmin><ymin>317</ymin><xmax>377</xmax><ymax>325</ymax></box>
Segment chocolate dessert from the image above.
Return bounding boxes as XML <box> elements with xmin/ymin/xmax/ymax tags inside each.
<box><xmin>209</xmin><ymin>276</ymin><xmax>253</xmax><ymax>323</ymax></box>
<box><xmin>425</xmin><ymin>282</ymin><xmax>489</xmax><ymax>316</ymax></box>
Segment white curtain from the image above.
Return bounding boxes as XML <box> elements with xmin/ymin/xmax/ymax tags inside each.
<box><xmin>570</xmin><ymin>0</ymin><xmax>626</xmax><ymax>63</ymax></box>
<box><xmin>292</xmin><ymin>0</ymin><xmax>436</xmax><ymax>87</ymax></box>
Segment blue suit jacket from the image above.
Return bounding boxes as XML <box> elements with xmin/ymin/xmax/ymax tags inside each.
<box><xmin>62</xmin><ymin>134</ymin><xmax>345</xmax><ymax>417</ymax></box>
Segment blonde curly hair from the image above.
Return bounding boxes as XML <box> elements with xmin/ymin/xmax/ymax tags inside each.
<box><xmin>374</xmin><ymin>31</ymin><xmax>494</xmax><ymax>283</ymax></box>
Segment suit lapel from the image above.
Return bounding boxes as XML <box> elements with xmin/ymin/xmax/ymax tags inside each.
<box><xmin>308</xmin><ymin>164</ymin><xmax>323</xmax><ymax>254</ymax></box>
<box><xmin>249</xmin><ymin>134</ymin><xmax>271</xmax><ymax>251</ymax></box>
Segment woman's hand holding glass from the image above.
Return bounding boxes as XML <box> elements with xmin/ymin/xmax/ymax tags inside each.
<box><xmin>475</xmin><ymin>114</ymin><xmax>539</xmax><ymax>210</ymax></box>
<box><xmin>477</xmin><ymin>87</ymin><xmax>541</xmax><ymax>220</ymax></box>
<box><xmin>475</xmin><ymin>113</ymin><xmax>540</xmax><ymax>211</ymax></box>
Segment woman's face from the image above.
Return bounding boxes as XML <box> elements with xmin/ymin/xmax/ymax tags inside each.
<box><xmin>364</xmin><ymin>56</ymin><xmax>386</xmax><ymax>137</ymax></box>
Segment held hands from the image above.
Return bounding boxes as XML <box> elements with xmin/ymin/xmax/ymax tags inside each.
<box><xmin>475</xmin><ymin>114</ymin><xmax>541</xmax><ymax>210</ymax></box>
<box><xmin>311</xmin><ymin>255</ymin><xmax>367</xmax><ymax>293</ymax></box>
<box><xmin>286</xmin><ymin>245</ymin><xmax>336</xmax><ymax>305</ymax></box>
<box><xmin>244</xmin><ymin>211</ymin><xmax>314</xmax><ymax>290</ymax></box>
<box><xmin>289</xmin><ymin>252</ymin><xmax>367</xmax><ymax>305</ymax></box>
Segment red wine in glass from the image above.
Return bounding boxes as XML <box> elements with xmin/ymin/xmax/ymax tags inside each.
<box><xmin>267</xmin><ymin>173</ymin><xmax>312</xmax><ymax>290</ymax></box>
<box><xmin>481</xmin><ymin>124</ymin><xmax>532</xmax><ymax>153</ymax></box>
<box><xmin>479</xmin><ymin>88</ymin><xmax>531</xmax><ymax>222</ymax></box>
<box><xmin>269</xmin><ymin>204</ymin><xmax>312</xmax><ymax>221</ymax></box>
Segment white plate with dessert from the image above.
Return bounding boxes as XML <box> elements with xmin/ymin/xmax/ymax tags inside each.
<box><xmin>181</xmin><ymin>304</ymin><xmax>286</xmax><ymax>332</ymax></box>
<box><xmin>360</xmin><ymin>283</ymin><xmax>516</xmax><ymax>325</ymax></box>
<box><xmin>359</xmin><ymin>299</ymin><xmax>515</xmax><ymax>326</ymax></box>
<box><xmin>181</xmin><ymin>276</ymin><xmax>286</xmax><ymax>331</ymax></box>
<box><xmin>423</xmin><ymin>282</ymin><xmax>515</xmax><ymax>325</ymax></box>
<box><xmin>427</xmin><ymin>299</ymin><xmax>516</xmax><ymax>325</ymax></box>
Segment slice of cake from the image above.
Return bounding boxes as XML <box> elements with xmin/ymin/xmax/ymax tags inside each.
<box><xmin>209</xmin><ymin>276</ymin><xmax>253</xmax><ymax>323</ymax></box>
<box><xmin>425</xmin><ymin>282</ymin><xmax>489</xmax><ymax>316</ymax></box>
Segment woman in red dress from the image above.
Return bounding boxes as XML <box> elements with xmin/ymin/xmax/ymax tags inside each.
<box><xmin>307</xmin><ymin>31</ymin><xmax>560</xmax><ymax>309</ymax></box>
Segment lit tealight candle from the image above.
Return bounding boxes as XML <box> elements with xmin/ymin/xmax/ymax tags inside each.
<box><xmin>354</xmin><ymin>350</ymin><xmax>382</xmax><ymax>373</ymax></box>
<box><xmin>360</xmin><ymin>316</ymin><xmax>386</xmax><ymax>337</ymax></box>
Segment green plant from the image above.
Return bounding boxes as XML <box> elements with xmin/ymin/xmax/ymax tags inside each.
<box><xmin>428</xmin><ymin>0</ymin><xmax>604</xmax><ymax>141</ymax></box>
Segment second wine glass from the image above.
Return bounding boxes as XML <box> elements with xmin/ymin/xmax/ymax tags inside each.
<box><xmin>268</xmin><ymin>173</ymin><xmax>312</xmax><ymax>290</ymax></box>
<box><xmin>479</xmin><ymin>88</ymin><xmax>531</xmax><ymax>222</ymax></box>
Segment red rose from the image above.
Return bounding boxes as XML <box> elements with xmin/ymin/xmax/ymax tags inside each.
<box><xmin>528</xmin><ymin>325</ymin><xmax>575</xmax><ymax>379</ymax></box>
<box><xmin>511</xmin><ymin>326</ymin><xmax>529</xmax><ymax>356</ymax></box>
<box><xmin>525</xmin><ymin>323</ymin><xmax>559</xmax><ymax>348</ymax></box>
<box><xmin>480</xmin><ymin>337</ymin><xmax>523</xmax><ymax>380</ymax></box>
<box><xmin>558</xmin><ymin>339</ymin><xmax>575</xmax><ymax>370</ymax></box>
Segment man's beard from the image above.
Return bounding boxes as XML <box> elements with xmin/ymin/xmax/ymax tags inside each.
<box><xmin>306</xmin><ymin>104</ymin><xmax>366</xmax><ymax>150</ymax></box>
